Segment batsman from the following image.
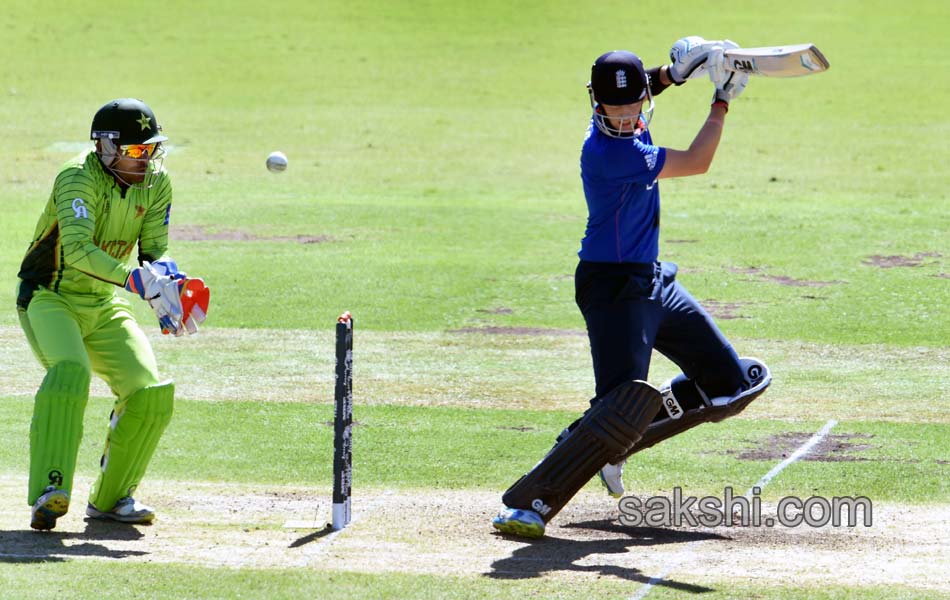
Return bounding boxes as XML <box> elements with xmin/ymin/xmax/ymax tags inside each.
<box><xmin>16</xmin><ymin>98</ymin><xmax>210</xmax><ymax>530</ymax></box>
<box><xmin>493</xmin><ymin>38</ymin><xmax>773</xmax><ymax>538</ymax></box>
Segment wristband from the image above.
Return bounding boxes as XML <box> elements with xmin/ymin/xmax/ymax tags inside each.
<box><xmin>712</xmin><ymin>99</ymin><xmax>729</xmax><ymax>113</ymax></box>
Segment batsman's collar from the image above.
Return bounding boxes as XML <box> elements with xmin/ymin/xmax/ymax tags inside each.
<box><xmin>590</xmin><ymin>51</ymin><xmax>647</xmax><ymax>105</ymax></box>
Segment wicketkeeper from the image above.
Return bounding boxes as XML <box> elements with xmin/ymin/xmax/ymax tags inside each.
<box><xmin>493</xmin><ymin>38</ymin><xmax>772</xmax><ymax>538</ymax></box>
<box><xmin>16</xmin><ymin>98</ymin><xmax>210</xmax><ymax>530</ymax></box>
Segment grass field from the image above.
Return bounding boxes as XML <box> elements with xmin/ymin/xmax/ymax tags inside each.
<box><xmin>1</xmin><ymin>1</ymin><xmax>948</xmax><ymax>598</ymax></box>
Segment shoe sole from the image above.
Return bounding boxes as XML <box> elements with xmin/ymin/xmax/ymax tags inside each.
<box><xmin>31</xmin><ymin>492</ymin><xmax>69</xmax><ymax>531</ymax></box>
<box><xmin>492</xmin><ymin>518</ymin><xmax>545</xmax><ymax>539</ymax></box>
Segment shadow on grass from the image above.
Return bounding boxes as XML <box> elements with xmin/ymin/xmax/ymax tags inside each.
<box><xmin>0</xmin><ymin>519</ymin><xmax>149</xmax><ymax>563</ymax></box>
<box><xmin>486</xmin><ymin>518</ymin><xmax>726</xmax><ymax>594</ymax></box>
<box><xmin>288</xmin><ymin>524</ymin><xmax>338</xmax><ymax>548</ymax></box>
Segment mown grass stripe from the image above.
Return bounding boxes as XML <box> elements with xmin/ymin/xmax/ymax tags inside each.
<box><xmin>629</xmin><ymin>419</ymin><xmax>839</xmax><ymax>600</ymax></box>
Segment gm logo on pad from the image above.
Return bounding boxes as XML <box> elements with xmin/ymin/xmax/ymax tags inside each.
<box><xmin>531</xmin><ymin>498</ymin><xmax>552</xmax><ymax>515</ymax></box>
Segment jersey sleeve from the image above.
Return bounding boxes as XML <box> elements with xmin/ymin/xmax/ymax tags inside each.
<box><xmin>54</xmin><ymin>168</ymin><xmax>133</xmax><ymax>286</ymax></box>
<box><xmin>599</xmin><ymin>138</ymin><xmax>666</xmax><ymax>185</ymax></box>
<box><xmin>137</xmin><ymin>172</ymin><xmax>173</xmax><ymax>263</ymax></box>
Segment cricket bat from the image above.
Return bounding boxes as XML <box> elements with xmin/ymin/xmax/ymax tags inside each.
<box><xmin>723</xmin><ymin>44</ymin><xmax>830</xmax><ymax>77</ymax></box>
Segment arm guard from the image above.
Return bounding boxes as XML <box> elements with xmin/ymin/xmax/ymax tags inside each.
<box><xmin>646</xmin><ymin>66</ymin><xmax>673</xmax><ymax>96</ymax></box>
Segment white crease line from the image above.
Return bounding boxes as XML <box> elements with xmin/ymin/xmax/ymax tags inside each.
<box><xmin>300</xmin><ymin>489</ymin><xmax>395</xmax><ymax>562</ymax></box>
<box><xmin>745</xmin><ymin>419</ymin><xmax>838</xmax><ymax>498</ymax></box>
<box><xmin>628</xmin><ymin>418</ymin><xmax>838</xmax><ymax>600</ymax></box>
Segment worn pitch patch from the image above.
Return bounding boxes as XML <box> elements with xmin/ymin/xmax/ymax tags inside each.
<box><xmin>0</xmin><ymin>326</ymin><xmax>948</xmax><ymax>422</ymax></box>
<box><xmin>0</xmin><ymin>475</ymin><xmax>945</xmax><ymax>593</ymax></box>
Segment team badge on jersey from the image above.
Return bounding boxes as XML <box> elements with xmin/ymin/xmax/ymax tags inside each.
<box><xmin>72</xmin><ymin>198</ymin><xmax>89</xmax><ymax>219</ymax></box>
<box><xmin>644</xmin><ymin>146</ymin><xmax>658</xmax><ymax>171</ymax></box>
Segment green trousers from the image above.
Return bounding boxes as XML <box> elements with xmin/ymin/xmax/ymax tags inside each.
<box><xmin>19</xmin><ymin>285</ymin><xmax>165</xmax><ymax>506</ymax></box>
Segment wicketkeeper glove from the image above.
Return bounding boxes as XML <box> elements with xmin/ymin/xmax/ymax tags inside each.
<box><xmin>177</xmin><ymin>278</ymin><xmax>210</xmax><ymax>335</ymax></box>
<box><xmin>125</xmin><ymin>261</ymin><xmax>185</xmax><ymax>336</ymax></box>
<box><xmin>150</xmin><ymin>259</ymin><xmax>187</xmax><ymax>281</ymax></box>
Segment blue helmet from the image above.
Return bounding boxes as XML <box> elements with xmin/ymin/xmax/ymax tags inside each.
<box><xmin>587</xmin><ymin>51</ymin><xmax>655</xmax><ymax>138</ymax></box>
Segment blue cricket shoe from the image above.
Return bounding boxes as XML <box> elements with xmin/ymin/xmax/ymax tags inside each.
<box><xmin>492</xmin><ymin>507</ymin><xmax>545</xmax><ymax>539</ymax></box>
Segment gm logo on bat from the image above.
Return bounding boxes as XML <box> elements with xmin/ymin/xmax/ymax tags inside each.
<box><xmin>731</xmin><ymin>59</ymin><xmax>756</xmax><ymax>73</ymax></box>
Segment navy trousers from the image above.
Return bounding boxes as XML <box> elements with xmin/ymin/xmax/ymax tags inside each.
<box><xmin>575</xmin><ymin>260</ymin><xmax>745</xmax><ymax>401</ymax></box>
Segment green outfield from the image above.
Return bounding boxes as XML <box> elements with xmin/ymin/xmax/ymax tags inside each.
<box><xmin>1</xmin><ymin>0</ymin><xmax>947</xmax><ymax>598</ymax></box>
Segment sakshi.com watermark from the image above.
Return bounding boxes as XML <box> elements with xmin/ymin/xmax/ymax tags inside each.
<box><xmin>618</xmin><ymin>487</ymin><xmax>873</xmax><ymax>528</ymax></box>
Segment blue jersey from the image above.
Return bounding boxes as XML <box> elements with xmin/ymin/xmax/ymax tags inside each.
<box><xmin>578</xmin><ymin>119</ymin><xmax>666</xmax><ymax>263</ymax></box>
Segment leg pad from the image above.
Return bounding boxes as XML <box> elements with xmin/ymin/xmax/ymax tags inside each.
<box><xmin>29</xmin><ymin>361</ymin><xmax>90</xmax><ymax>505</ymax></box>
<box><xmin>618</xmin><ymin>357</ymin><xmax>771</xmax><ymax>461</ymax></box>
<box><xmin>88</xmin><ymin>381</ymin><xmax>174</xmax><ymax>511</ymax></box>
<box><xmin>502</xmin><ymin>380</ymin><xmax>661</xmax><ymax>523</ymax></box>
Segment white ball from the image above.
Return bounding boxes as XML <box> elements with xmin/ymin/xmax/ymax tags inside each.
<box><xmin>266</xmin><ymin>151</ymin><xmax>288</xmax><ymax>173</ymax></box>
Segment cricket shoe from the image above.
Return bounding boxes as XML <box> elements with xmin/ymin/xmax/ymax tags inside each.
<box><xmin>86</xmin><ymin>497</ymin><xmax>155</xmax><ymax>524</ymax></box>
<box><xmin>599</xmin><ymin>460</ymin><xmax>625</xmax><ymax>498</ymax></box>
<box><xmin>492</xmin><ymin>507</ymin><xmax>545</xmax><ymax>539</ymax></box>
<box><xmin>31</xmin><ymin>486</ymin><xmax>70</xmax><ymax>531</ymax></box>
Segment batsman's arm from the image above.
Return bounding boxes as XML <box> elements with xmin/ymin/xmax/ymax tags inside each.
<box><xmin>645</xmin><ymin>66</ymin><xmax>675</xmax><ymax>96</ymax></box>
<box><xmin>657</xmin><ymin>101</ymin><xmax>727</xmax><ymax>179</ymax></box>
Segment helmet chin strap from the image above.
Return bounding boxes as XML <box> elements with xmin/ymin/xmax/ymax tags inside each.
<box><xmin>587</xmin><ymin>83</ymin><xmax>655</xmax><ymax>139</ymax></box>
<box><xmin>640</xmin><ymin>84</ymin><xmax>655</xmax><ymax>127</ymax></box>
<box><xmin>103</xmin><ymin>159</ymin><xmax>142</xmax><ymax>188</ymax></box>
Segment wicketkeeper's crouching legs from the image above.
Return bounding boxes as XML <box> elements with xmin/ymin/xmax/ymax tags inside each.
<box><xmin>87</xmin><ymin>381</ymin><xmax>174</xmax><ymax>523</ymax></box>
<box><xmin>492</xmin><ymin>380</ymin><xmax>662</xmax><ymax>538</ymax></box>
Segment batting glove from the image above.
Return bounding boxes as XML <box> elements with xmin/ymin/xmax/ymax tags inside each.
<box><xmin>669</xmin><ymin>36</ymin><xmax>732</xmax><ymax>84</ymax></box>
<box><xmin>707</xmin><ymin>43</ymin><xmax>749</xmax><ymax>104</ymax></box>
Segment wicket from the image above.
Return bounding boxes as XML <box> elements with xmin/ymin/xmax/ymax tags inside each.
<box><xmin>332</xmin><ymin>311</ymin><xmax>353</xmax><ymax>531</ymax></box>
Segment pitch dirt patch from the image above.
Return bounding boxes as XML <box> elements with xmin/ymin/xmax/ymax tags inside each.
<box><xmin>448</xmin><ymin>327</ymin><xmax>585</xmax><ymax>337</ymax></box>
<box><xmin>493</xmin><ymin>425</ymin><xmax>540</xmax><ymax>432</ymax></box>
<box><xmin>727</xmin><ymin>266</ymin><xmax>845</xmax><ymax>287</ymax></box>
<box><xmin>730</xmin><ymin>432</ymin><xmax>877</xmax><ymax>462</ymax></box>
<box><xmin>0</xmin><ymin>478</ymin><xmax>945</xmax><ymax>593</ymax></box>
<box><xmin>475</xmin><ymin>307</ymin><xmax>514</xmax><ymax>315</ymax></box>
<box><xmin>171</xmin><ymin>224</ymin><xmax>331</xmax><ymax>244</ymax></box>
<box><xmin>2</xmin><ymin>326</ymin><xmax>947</xmax><ymax>421</ymax></box>
<box><xmin>702</xmin><ymin>300</ymin><xmax>749</xmax><ymax>320</ymax></box>
<box><xmin>862</xmin><ymin>252</ymin><xmax>942</xmax><ymax>268</ymax></box>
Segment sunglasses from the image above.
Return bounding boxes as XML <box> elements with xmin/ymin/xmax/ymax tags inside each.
<box><xmin>118</xmin><ymin>143</ymin><xmax>158</xmax><ymax>159</ymax></box>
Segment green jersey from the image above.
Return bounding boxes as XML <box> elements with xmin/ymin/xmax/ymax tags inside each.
<box><xmin>17</xmin><ymin>150</ymin><xmax>173</xmax><ymax>309</ymax></box>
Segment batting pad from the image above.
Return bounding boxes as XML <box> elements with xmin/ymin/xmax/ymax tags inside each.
<box><xmin>29</xmin><ymin>361</ymin><xmax>91</xmax><ymax>505</ymax></box>
<box><xmin>502</xmin><ymin>380</ymin><xmax>662</xmax><ymax>523</ymax></box>
<box><xmin>88</xmin><ymin>381</ymin><xmax>174</xmax><ymax>511</ymax></box>
<box><xmin>616</xmin><ymin>357</ymin><xmax>772</xmax><ymax>462</ymax></box>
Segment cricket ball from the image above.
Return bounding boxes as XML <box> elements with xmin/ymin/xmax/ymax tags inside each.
<box><xmin>266</xmin><ymin>151</ymin><xmax>288</xmax><ymax>173</ymax></box>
